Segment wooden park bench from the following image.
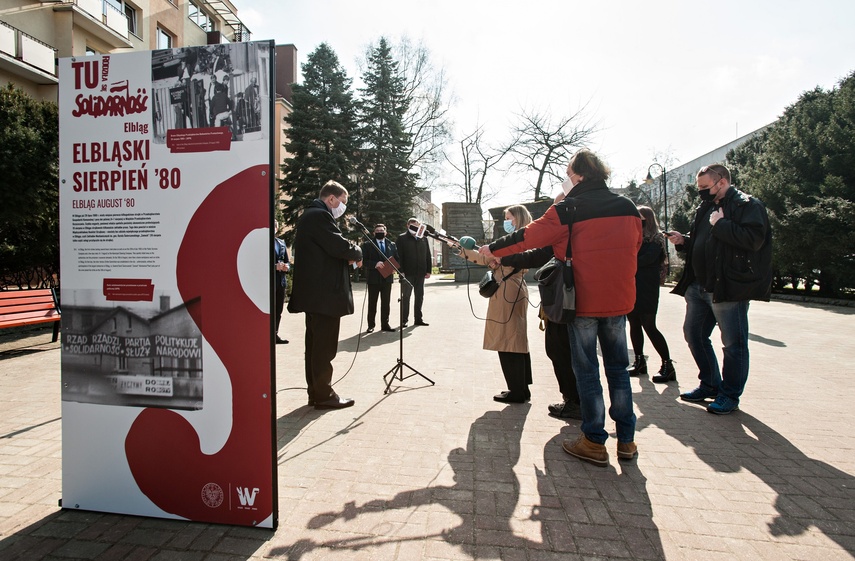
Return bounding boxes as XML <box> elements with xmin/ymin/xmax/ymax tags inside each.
<box><xmin>0</xmin><ymin>288</ymin><xmax>61</xmax><ymax>341</ymax></box>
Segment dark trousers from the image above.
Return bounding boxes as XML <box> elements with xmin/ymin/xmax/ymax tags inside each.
<box><xmin>545</xmin><ymin>321</ymin><xmax>579</xmax><ymax>404</ymax></box>
<box><xmin>497</xmin><ymin>351</ymin><xmax>532</xmax><ymax>398</ymax></box>
<box><xmin>401</xmin><ymin>276</ymin><xmax>425</xmax><ymax>323</ymax></box>
<box><xmin>274</xmin><ymin>283</ymin><xmax>286</xmax><ymax>333</ymax></box>
<box><xmin>367</xmin><ymin>282</ymin><xmax>393</xmax><ymax>329</ymax></box>
<box><xmin>304</xmin><ymin>312</ymin><xmax>341</xmax><ymax>402</ymax></box>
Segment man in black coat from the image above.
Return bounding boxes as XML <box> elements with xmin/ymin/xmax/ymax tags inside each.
<box><xmin>288</xmin><ymin>181</ymin><xmax>363</xmax><ymax>409</ymax></box>
<box><xmin>360</xmin><ymin>224</ymin><xmax>399</xmax><ymax>333</ymax></box>
<box><xmin>396</xmin><ymin>218</ymin><xmax>432</xmax><ymax>327</ymax></box>
<box><xmin>667</xmin><ymin>164</ymin><xmax>772</xmax><ymax>415</ymax></box>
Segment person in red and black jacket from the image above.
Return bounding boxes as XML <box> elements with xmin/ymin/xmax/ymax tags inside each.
<box><xmin>480</xmin><ymin>149</ymin><xmax>642</xmax><ymax>467</ymax></box>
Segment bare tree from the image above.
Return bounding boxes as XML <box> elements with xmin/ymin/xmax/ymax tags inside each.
<box><xmin>445</xmin><ymin>124</ymin><xmax>514</xmax><ymax>204</ymax></box>
<box><xmin>390</xmin><ymin>37</ymin><xmax>454</xmax><ymax>188</ymax></box>
<box><xmin>506</xmin><ymin>106</ymin><xmax>598</xmax><ymax>200</ymax></box>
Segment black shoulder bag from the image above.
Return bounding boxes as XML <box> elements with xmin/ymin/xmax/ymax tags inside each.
<box><xmin>478</xmin><ymin>267</ymin><xmax>520</xmax><ymax>298</ymax></box>
<box><xmin>533</xmin><ymin>202</ymin><xmax>576</xmax><ymax>323</ymax></box>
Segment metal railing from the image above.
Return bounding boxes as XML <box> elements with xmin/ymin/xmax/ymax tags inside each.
<box><xmin>0</xmin><ymin>20</ymin><xmax>57</xmax><ymax>76</ymax></box>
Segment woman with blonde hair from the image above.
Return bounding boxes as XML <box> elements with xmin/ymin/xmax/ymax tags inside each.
<box><xmin>459</xmin><ymin>205</ymin><xmax>533</xmax><ymax>403</ymax></box>
<box><xmin>627</xmin><ymin>206</ymin><xmax>675</xmax><ymax>382</ymax></box>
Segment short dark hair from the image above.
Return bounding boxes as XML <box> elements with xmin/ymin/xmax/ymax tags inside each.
<box><xmin>319</xmin><ymin>180</ymin><xmax>347</xmax><ymax>199</ymax></box>
<box><xmin>697</xmin><ymin>164</ymin><xmax>730</xmax><ymax>184</ymax></box>
<box><xmin>374</xmin><ymin>223</ymin><xmax>386</xmax><ymax>230</ymax></box>
<box><xmin>569</xmin><ymin>149</ymin><xmax>611</xmax><ymax>182</ymax></box>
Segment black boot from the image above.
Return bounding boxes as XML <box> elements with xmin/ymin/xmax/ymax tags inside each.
<box><xmin>652</xmin><ymin>359</ymin><xmax>676</xmax><ymax>383</ymax></box>
<box><xmin>628</xmin><ymin>354</ymin><xmax>647</xmax><ymax>376</ymax></box>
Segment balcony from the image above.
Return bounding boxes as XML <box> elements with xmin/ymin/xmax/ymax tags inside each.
<box><xmin>0</xmin><ymin>21</ymin><xmax>58</xmax><ymax>84</ymax></box>
<box><xmin>53</xmin><ymin>0</ymin><xmax>133</xmax><ymax>49</ymax></box>
<box><xmin>199</xmin><ymin>0</ymin><xmax>251</xmax><ymax>42</ymax></box>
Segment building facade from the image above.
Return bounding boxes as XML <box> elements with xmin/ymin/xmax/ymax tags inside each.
<box><xmin>0</xmin><ymin>0</ymin><xmax>251</xmax><ymax>101</ymax></box>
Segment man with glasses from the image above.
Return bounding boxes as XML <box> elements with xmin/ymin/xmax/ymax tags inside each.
<box><xmin>665</xmin><ymin>164</ymin><xmax>772</xmax><ymax>414</ymax></box>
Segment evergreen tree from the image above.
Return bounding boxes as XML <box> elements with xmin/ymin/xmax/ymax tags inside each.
<box><xmin>729</xmin><ymin>71</ymin><xmax>855</xmax><ymax>295</ymax></box>
<box><xmin>356</xmin><ymin>37</ymin><xmax>418</xmax><ymax>234</ymax></box>
<box><xmin>279</xmin><ymin>43</ymin><xmax>358</xmax><ymax>232</ymax></box>
<box><xmin>0</xmin><ymin>85</ymin><xmax>59</xmax><ymax>288</ymax></box>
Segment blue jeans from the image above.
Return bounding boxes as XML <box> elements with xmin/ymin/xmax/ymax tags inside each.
<box><xmin>683</xmin><ymin>282</ymin><xmax>750</xmax><ymax>402</ymax></box>
<box><xmin>567</xmin><ymin>315</ymin><xmax>635</xmax><ymax>444</ymax></box>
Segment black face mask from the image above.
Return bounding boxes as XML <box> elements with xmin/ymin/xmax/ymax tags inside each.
<box><xmin>374</xmin><ymin>232</ymin><xmax>386</xmax><ymax>240</ymax></box>
<box><xmin>698</xmin><ymin>189</ymin><xmax>715</xmax><ymax>202</ymax></box>
<box><xmin>408</xmin><ymin>225</ymin><xmax>419</xmax><ymax>235</ymax></box>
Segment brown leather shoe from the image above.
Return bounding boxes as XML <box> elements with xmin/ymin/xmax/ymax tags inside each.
<box><xmin>562</xmin><ymin>434</ymin><xmax>608</xmax><ymax>467</ymax></box>
<box><xmin>617</xmin><ymin>441</ymin><xmax>638</xmax><ymax>461</ymax></box>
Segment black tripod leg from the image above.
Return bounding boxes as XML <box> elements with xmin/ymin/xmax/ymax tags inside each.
<box><xmin>381</xmin><ymin>280</ymin><xmax>435</xmax><ymax>393</ymax></box>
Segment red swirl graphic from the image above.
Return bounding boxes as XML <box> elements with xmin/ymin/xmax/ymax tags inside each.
<box><xmin>125</xmin><ymin>164</ymin><xmax>274</xmax><ymax>526</ymax></box>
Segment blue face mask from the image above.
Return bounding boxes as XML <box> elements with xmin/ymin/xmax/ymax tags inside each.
<box><xmin>503</xmin><ymin>219</ymin><xmax>515</xmax><ymax>234</ymax></box>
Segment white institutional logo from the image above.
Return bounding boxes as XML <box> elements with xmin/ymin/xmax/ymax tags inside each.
<box><xmin>236</xmin><ymin>487</ymin><xmax>259</xmax><ymax>507</ymax></box>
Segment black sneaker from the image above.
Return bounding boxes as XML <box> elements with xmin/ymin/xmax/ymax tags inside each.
<box><xmin>548</xmin><ymin>400</ymin><xmax>582</xmax><ymax>420</ymax></box>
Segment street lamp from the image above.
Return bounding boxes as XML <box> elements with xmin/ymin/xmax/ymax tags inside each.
<box><xmin>644</xmin><ymin>162</ymin><xmax>669</xmax><ymax>280</ymax></box>
<box><xmin>644</xmin><ymin>163</ymin><xmax>667</xmax><ymax>232</ymax></box>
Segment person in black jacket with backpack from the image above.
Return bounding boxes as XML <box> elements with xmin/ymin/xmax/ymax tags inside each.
<box><xmin>666</xmin><ymin>164</ymin><xmax>772</xmax><ymax>415</ymax></box>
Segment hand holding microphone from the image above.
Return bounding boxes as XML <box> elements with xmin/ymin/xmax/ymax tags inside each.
<box><xmin>478</xmin><ymin>244</ymin><xmax>495</xmax><ymax>259</ymax></box>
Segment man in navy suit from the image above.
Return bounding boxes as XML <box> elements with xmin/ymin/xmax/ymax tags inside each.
<box><xmin>361</xmin><ymin>224</ymin><xmax>399</xmax><ymax>333</ymax></box>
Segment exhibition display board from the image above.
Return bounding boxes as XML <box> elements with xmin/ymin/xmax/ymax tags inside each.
<box><xmin>58</xmin><ymin>41</ymin><xmax>278</xmax><ymax>528</ymax></box>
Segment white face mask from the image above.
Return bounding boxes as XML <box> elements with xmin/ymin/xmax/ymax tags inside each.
<box><xmin>562</xmin><ymin>177</ymin><xmax>574</xmax><ymax>196</ymax></box>
<box><xmin>330</xmin><ymin>199</ymin><xmax>346</xmax><ymax>219</ymax></box>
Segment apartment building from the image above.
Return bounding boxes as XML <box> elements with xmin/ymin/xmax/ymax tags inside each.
<box><xmin>0</xmin><ymin>0</ymin><xmax>250</xmax><ymax>101</ymax></box>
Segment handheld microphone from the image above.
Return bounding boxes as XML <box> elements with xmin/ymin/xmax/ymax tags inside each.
<box><xmin>421</xmin><ymin>224</ymin><xmax>460</xmax><ymax>245</ymax></box>
<box><xmin>458</xmin><ymin>236</ymin><xmax>480</xmax><ymax>250</ymax></box>
<box><xmin>415</xmin><ymin>223</ymin><xmax>427</xmax><ymax>239</ymax></box>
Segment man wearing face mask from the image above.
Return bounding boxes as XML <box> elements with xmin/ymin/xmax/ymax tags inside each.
<box><xmin>396</xmin><ymin>218</ymin><xmax>432</xmax><ymax>327</ymax></box>
<box><xmin>479</xmin><ymin>149</ymin><xmax>642</xmax><ymax>467</ymax></box>
<box><xmin>288</xmin><ymin>180</ymin><xmax>363</xmax><ymax>410</ymax></box>
<box><xmin>361</xmin><ymin>224</ymin><xmax>399</xmax><ymax>333</ymax></box>
<box><xmin>666</xmin><ymin>164</ymin><xmax>772</xmax><ymax>415</ymax></box>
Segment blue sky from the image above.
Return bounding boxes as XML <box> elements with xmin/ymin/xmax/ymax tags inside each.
<box><xmin>240</xmin><ymin>0</ymin><xmax>855</xmax><ymax>205</ymax></box>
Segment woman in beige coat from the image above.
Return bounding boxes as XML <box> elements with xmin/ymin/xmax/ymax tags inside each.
<box><xmin>459</xmin><ymin>205</ymin><xmax>533</xmax><ymax>403</ymax></box>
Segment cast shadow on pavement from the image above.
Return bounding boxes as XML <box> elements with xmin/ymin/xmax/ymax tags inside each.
<box><xmin>634</xmin><ymin>375</ymin><xmax>855</xmax><ymax>557</ymax></box>
<box><xmin>268</xmin><ymin>402</ymin><xmax>665</xmax><ymax>560</ymax></box>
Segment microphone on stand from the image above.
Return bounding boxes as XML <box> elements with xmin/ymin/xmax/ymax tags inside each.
<box><xmin>346</xmin><ymin>216</ymin><xmax>368</xmax><ymax>269</ymax></box>
<box><xmin>348</xmin><ymin>216</ymin><xmax>368</xmax><ymax>231</ymax></box>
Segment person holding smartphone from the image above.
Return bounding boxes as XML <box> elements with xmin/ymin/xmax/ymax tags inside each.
<box><xmin>667</xmin><ymin>164</ymin><xmax>772</xmax><ymax>415</ymax></box>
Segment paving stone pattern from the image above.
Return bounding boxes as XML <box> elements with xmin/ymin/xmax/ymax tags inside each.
<box><xmin>1</xmin><ymin>279</ymin><xmax>854</xmax><ymax>560</ymax></box>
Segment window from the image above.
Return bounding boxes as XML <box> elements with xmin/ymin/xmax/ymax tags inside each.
<box><xmin>188</xmin><ymin>1</ymin><xmax>213</xmax><ymax>32</ymax></box>
<box><xmin>85</xmin><ymin>46</ymin><xmax>98</xmax><ymax>56</ymax></box>
<box><xmin>125</xmin><ymin>4</ymin><xmax>138</xmax><ymax>36</ymax></box>
<box><xmin>156</xmin><ymin>27</ymin><xmax>172</xmax><ymax>49</ymax></box>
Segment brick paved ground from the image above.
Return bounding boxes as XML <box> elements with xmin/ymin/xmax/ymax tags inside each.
<box><xmin>1</xmin><ymin>278</ymin><xmax>854</xmax><ymax>560</ymax></box>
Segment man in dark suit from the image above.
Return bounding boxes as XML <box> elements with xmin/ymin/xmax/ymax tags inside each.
<box><xmin>288</xmin><ymin>181</ymin><xmax>363</xmax><ymax>410</ymax></box>
<box><xmin>361</xmin><ymin>224</ymin><xmax>399</xmax><ymax>333</ymax></box>
<box><xmin>396</xmin><ymin>217</ymin><xmax>432</xmax><ymax>327</ymax></box>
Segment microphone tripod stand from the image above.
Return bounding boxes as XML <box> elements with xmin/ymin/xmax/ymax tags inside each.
<box><xmin>348</xmin><ymin>218</ymin><xmax>434</xmax><ymax>394</ymax></box>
